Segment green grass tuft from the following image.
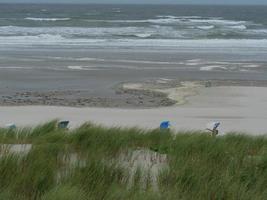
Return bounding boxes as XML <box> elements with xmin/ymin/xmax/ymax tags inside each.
<box><xmin>0</xmin><ymin>122</ymin><xmax>266</xmax><ymax>199</ymax></box>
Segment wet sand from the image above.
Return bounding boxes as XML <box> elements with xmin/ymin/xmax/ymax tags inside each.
<box><xmin>1</xmin><ymin>78</ymin><xmax>267</xmax><ymax>108</ymax></box>
<box><xmin>0</xmin><ymin>85</ymin><xmax>267</xmax><ymax>135</ymax></box>
<box><xmin>1</xmin><ymin>47</ymin><xmax>267</xmax><ymax>108</ymax></box>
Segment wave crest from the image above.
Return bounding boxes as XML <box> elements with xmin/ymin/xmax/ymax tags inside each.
<box><xmin>25</xmin><ymin>17</ymin><xmax>71</xmax><ymax>21</ymax></box>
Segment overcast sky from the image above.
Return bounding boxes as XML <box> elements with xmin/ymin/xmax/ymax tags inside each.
<box><xmin>0</xmin><ymin>0</ymin><xmax>267</xmax><ymax>5</ymax></box>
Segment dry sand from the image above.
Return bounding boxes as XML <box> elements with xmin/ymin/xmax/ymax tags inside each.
<box><xmin>0</xmin><ymin>86</ymin><xmax>267</xmax><ymax>135</ymax></box>
<box><xmin>122</xmin><ymin>80</ymin><xmax>202</xmax><ymax>105</ymax></box>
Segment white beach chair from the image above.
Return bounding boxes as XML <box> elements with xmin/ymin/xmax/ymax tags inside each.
<box><xmin>206</xmin><ymin>122</ymin><xmax>220</xmax><ymax>136</ymax></box>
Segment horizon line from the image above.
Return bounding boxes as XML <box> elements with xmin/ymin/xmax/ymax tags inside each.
<box><xmin>0</xmin><ymin>2</ymin><xmax>267</xmax><ymax>6</ymax></box>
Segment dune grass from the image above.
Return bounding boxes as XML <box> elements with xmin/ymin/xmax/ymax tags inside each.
<box><xmin>0</xmin><ymin>121</ymin><xmax>267</xmax><ymax>199</ymax></box>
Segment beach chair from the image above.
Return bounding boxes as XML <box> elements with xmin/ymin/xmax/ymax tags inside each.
<box><xmin>205</xmin><ymin>81</ymin><xmax>212</xmax><ymax>88</ymax></box>
<box><xmin>160</xmin><ymin>121</ymin><xmax>171</xmax><ymax>130</ymax></box>
<box><xmin>6</xmin><ymin>123</ymin><xmax>16</xmax><ymax>130</ymax></box>
<box><xmin>206</xmin><ymin>122</ymin><xmax>220</xmax><ymax>136</ymax></box>
<box><xmin>58</xmin><ymin>121</ymin><xmax>69</xmax><ymax>129</ymax></box>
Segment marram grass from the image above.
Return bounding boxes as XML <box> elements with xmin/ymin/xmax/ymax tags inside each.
<box><xmin>0</xmin><ymin>121</ymin><xmax>266</xmax><ymax>199</ymax></box>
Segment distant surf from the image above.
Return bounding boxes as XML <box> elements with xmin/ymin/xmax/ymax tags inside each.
<box><xmin>25</xmin><ymin>17</ymin><xmax>71</xmax><ymax>21</ymax></box>
<box><xmin>1</xmin><ymin>4</ymin><xmax>267</xmax><ymax>75</ymax></box>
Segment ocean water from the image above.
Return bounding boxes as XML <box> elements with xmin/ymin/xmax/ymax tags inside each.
<box><xmin>1</xmin><ymin>4</ymin><xmax>267</xmax><ymax>41</ymax></box>
<box><xmin>0</xmin><ymin>4</ymin><xmax>267</xmax><ymax>77</ymax></box>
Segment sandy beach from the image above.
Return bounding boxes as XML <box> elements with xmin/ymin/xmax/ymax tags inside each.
<box><xmin>1</xmin><ymin>4</ymin><xmax>267</xmax><ymax>135</ymax></box>
<box><xmin>1</xmin><ymin>84</ymin><xmax>267</xmax><ymax>135</ymax></box>
<box><xmin>2</xmin><ymin>4</ymin><xmax>267</xmax><ymax>199</ymax></box>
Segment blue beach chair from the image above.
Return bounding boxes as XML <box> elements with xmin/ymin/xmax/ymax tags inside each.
<box><xmin>58</xmin><ymin>121</ymin><xmax>69</xmax><ymax>129</ymax></box>
<box><xmin>160</xmin><ymin>121</ymin><xmax>171</xmax><ymax>130</ymax></box>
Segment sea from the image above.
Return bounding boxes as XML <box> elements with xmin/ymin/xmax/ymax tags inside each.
<box><xmin>0</xmin><ymin>4</ymin><xmax>267</xmax><ymax>94</ymax></box>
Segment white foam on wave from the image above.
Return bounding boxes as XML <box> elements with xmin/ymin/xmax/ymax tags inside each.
<box><xmin>111</xmin><ymin>39</ymin><xmax>267</xmax><ymax>48</ymax></box>
<box><xmin>200</xmin><ymin>65</ymin><xmax>228</xmax><ymax>71</ymax></box>
<box><xmin>85</xmin><ymin>16</ymin><xmax>200</xmax><ymax>24</ymax></box>
<box><xmin>112</xmin><ymin>8</ymin><xmax>121</xmax><ymax>13</ymax></box>
<box><xmin>156</xmin><ymin>15</ymin><xmax>203</xmax><ymax>19</ymax></box>
<box><xmin>156</xmin><ymin>15</ymin><xmax>178</xmax><ymax>19</ymax></box>
<box><xmin>2</xmin><ymin>33</ymin><xmax>64</xmax><ymax>41</ymax></box>
<box><xmin>139</xmin><ymin>15</ymin><xmax>250</xmax><ymax>27</ymax></box>
<box><xmin>239</xmin><ymin>69</ymin><xmax>250</xmax><ymax>72</ymax></box>
<box><xmin>190</xmin><ymin>18</ymin><xmax>246</xmax><ymax>25</ymax></box>
<box><xmin>182</xmin><ymin>59</ymin><xmax>205</xmax><ymax>66</ymax></box>
<box><xmin>25</xmin><ymin>17</ymin><xmax>71</xmax><ymax>21</ymax></box>
<box><xmin>0</xmin><ymin>26</ymin><xmax>177</xmax><ymax>39</ymax></box>
<box><xmin>67</xmin><ymin>65</ymin><xmax>139</xmax><ymax>71</ymax></box>
<box><xmin>85</xmin><ymin>17</ymin><xmax>181</xmax><ymax>24</ymax></box>
<box><xmin>1</xmin><ymin>34</ymin><xmax>267</xmax><ymax>50</ymax></box>
<box><xmin>91</xmin><ymin>15</ymin><xmax>204</xmax><ymax>23</ymax></box>
<box><xmin>229</xmin><ymin>25</ymin><xmax>247</xmax><ymax>30</ymax></box>
<box><xmin>75</xmin><ymin>58</ymin><xmax>106</xmax><ymax>62</ymax></box>
<box><xmin>242</xmin><ymin>64</ymin><xmax>260</xmax><ymax>68</ymax></box>
<box><xmin>250</xmin><ymin>29</ymin><xmax>267</xmax><ymax>34</ymax></box>
<box><xmin>146</xmin><ymin>18</ymin><xmax>182</xmax><ymax>24</ymax></box>
<box><xmin>0</xmin><ymin>66</ymin><xmax>33</xmax><ymax>69</ymax></box>
<box><xmin>134</xmin><ymin>33</ymin><xmax>152</xmax><ymax>38</ymax></box>
<box><xmin>67</xmin><ymin>66</ymin><xmax>101</xmax><ymax>70</ymax></box>
<box><xmin>75</xmin><ymin>57</ymin><xmax>183</xmax><ymax>65</ymax></box>
<box><xmin>1</xmin><ymin>23</ymin><xmax>266</xmax><ymax>42</ymax></box>
<box><xmin>0</xmin><ymin>34</ymin><xmax>67</xmax><ymax>45</ymax></box>
<box><xmin>68</xmin><ymin>66</ymin><xmax>84</xmax><ymax>70</ymax></box>
<box><xmin>197</xmin><ymin>25</ymin><xmax>215</xmax><ymax>30</ymax></box>
<box><xmin>66</xmin><ymin>65</ymin><xmax>185</xmax><ymax>71</ymax></box>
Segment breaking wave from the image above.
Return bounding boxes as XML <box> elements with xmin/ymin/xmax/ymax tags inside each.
<box><xmin>25</xmin><ymin>17</ymin><xmax>71</xmax><ymax>21</ymax></box>
<box><xmin>0</xmin><ymin>23</ymin><xmax>266</xmax><ymax>40</ymax></box>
